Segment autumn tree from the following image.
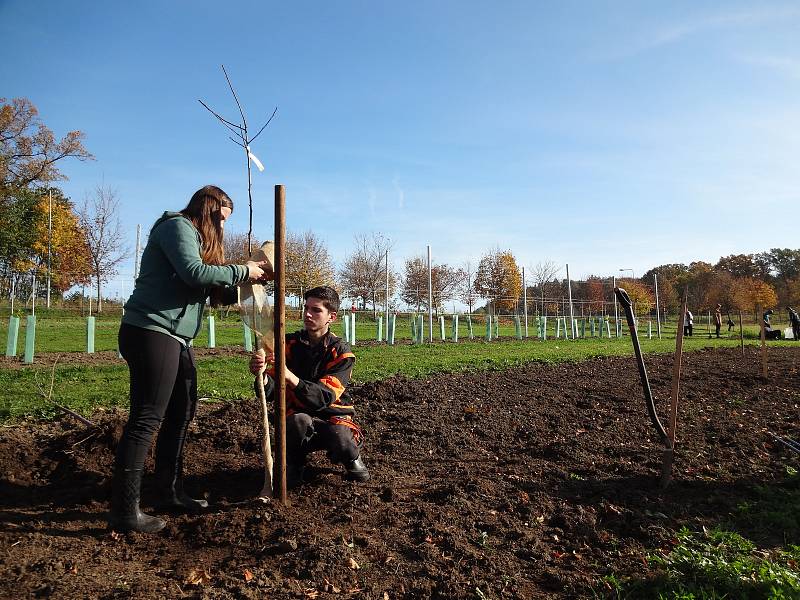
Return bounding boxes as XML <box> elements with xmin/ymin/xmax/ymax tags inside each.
<box><xmin>79</xmin><ymin>185</ymin><xmax>130</xmax><ymax>312</ymax></box>
<box><xmin>714</xmin><ymin>254</ymin><xmax>763</xmax><ymax>279</ymax></box>
<box><xmin>617</xmin><ymin>278</ymin><xmax>655</xmax><ymax>317</ymax></box>
<box><xmin>584</xmin><ymin>276</ymin><xmax>607</xmax><ymax>314</ymax></box>
<box><xmin>730</xmin><ymin>278</ymin><xmax>777</xmax><ymax>315</ymax></box>
<box><xmin>0</xmin><ymin>187</ymin><xmax>90</xmax><ymax>301</ymax></box>
<box><xmin>400</xmin><ymin>255</ymin><xmax>465</xmax><ymax>313</ymax></box>
<box><xmin>473</xmin><ymin>249</ymin><xmax>522</xmax><ymax>314</ymax></box>
<box><xmin>32</xmin><ymin>188</ymin><xmax>91</xmax><ymax>293</ymax></box>
<box><xmin>286</xmin><ymin>230</ymin><xmax>336</xmax><ymax>303</ymax></box>
<box><xmin>0</xmin><ymin>97</ymin><xmax>93</xmax><ymax>193</ymax></box>
<box><xmin>338</xmin><ymin>233</ymin><xmax>395</xmax><ymax>313</ymax></box>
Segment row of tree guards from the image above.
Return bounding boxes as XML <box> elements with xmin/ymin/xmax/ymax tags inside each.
<box><xmin>7</xmin><ymin>307</ymin><xmax>764</xmax><ymax>362</ymax></box>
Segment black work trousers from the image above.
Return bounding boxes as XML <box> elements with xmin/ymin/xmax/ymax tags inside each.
<box><xmin>115</xmin><ymin>324</ymin><xmax>198</xmax><ymax>472</ymax></box>
<box><xmin>286</xmin><ymin>413</ymin><xmax>362</xmax><ymax>466</ymax></box>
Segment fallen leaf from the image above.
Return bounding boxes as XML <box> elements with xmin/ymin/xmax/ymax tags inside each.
<box><xmin>348</xmin><ymin>557</ymin><xmax>360</xmax><ymax>570</ymax></box>
<box><xmin>243</xmin><ymin>569</ymin><xmax>253</xmax><ymax>582</ymax></box>
<box><xmin>324</xmin><ymin>578</ymin><xmax>341</xmax><ymax>593</ymax></box>
<box><xmin>303</xmin><ymin>588</ymin><xmax>319</xmax><ymax>599</ymax></box>
<box><xmin>383</xmin><ymin>555</ymin><xmax>394</xmax><ymax>564</ymax></box>
<box><xmin>184</xmin><ymin>567</ymin><xmax>212</xmax><ymax>586</ymax></box>
<box><xmin>347</xmin><ymin>588</ymin><xmax>363</xmax><ymax>594</ymax></box>
<box><xmin>383</xmin><ymin>593</ymin><xmax>390</xmax><ymax>600</ymax></box>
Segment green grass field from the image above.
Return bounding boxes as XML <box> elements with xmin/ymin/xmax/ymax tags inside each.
<box><xmin>1</xmin><ymin>326</ymin><xmax>792</xmax><ymax>422</ymax></box>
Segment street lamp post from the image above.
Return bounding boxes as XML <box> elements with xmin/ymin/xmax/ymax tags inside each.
<box><xmin>619</xmin><ymin>268</ymin><xmax>635</xmax><ymax>279</ymax></box>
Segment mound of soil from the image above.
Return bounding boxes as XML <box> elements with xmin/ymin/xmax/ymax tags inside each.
<box><xmin>1</xmin><ymin>346</ymin><xmax>799</xmax><ymax>599</ymax></box>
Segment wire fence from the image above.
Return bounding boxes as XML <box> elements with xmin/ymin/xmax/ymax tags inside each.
<box><xmin>0</xmin><ymin>305</ymin><xmax>786</xmax><ymax>362</ymax></box>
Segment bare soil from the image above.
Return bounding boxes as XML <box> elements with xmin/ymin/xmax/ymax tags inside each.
<box><xmin>1</xmin><ymin>346</ymin><xmax>799</xmax><ymax>599</ymax></box>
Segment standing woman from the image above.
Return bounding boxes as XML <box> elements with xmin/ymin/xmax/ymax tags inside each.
<box><xmin>110</xmin><ymin>185</ymin><xmax>270</xmax><ymax>533</ymax></box>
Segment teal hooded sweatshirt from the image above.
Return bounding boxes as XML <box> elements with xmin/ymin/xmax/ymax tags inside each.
<box><xmin>122</xmin><ymin>212</ymin><xmax>248</xmax><ymax>340</ymax></box>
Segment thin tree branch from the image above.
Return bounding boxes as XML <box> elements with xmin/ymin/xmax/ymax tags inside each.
<box><xmin>34</xmin><ymin>356</ymin><xmax>97</xmax><ymax>428</ymax></box>
<box><xmin>249</xmin><ymin>107</ymin><xmax>279</xmax><ymax>144</ymax></box>
<box><xmin>197</xmin><ymin>99</ymin><xmax>244</xmax><ymax>135</ymax></box>
<box><xmin>228</xmin><ymin>136</ymin><xmax>246</xmax><ymax>148</ymax></box>
<box><xmin>221</xmin><ymin>64</ymin><xmax>248</xmax><ymax>133</ymax></box>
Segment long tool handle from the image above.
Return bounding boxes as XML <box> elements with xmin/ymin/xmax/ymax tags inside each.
<box><xmin>614</xmin><ymin>288</ymin><xmax>669</xmax><ymax>445</ymax></box>
<box><xmin>256</xmin><ymin>347</ymin><xmax>273</xmax><ymax>499</ymax></box>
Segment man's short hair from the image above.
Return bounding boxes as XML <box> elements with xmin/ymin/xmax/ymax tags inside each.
<box><xmin>304</xmin><ymin>286</ymin><xmax>340</xmax><ymax>313</ymax></box>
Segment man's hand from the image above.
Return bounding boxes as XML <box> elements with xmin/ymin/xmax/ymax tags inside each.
<box><xmin>248</xmin><ymin>351</ymin><xmax>299</xmax><ymax>388</ymax></box>
<box><xmin>249</xmin><ymin>351</ymin><xmax>268</xmax><ymax>375</ymax></box>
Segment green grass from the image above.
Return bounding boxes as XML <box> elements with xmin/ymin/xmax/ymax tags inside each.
<box><xmin>0</xmin><ymin>310</ymin><xmax>782</xmax><ymax>355</ymax></box>
<box><xmin>0</xmin><ymin>333</ymin><xmax>792</xmax><ymax>422</ymax></box>
<box><xmin>643</xmin><ymin>527</ymin><xmax>799</xmax><ymax>599</ymax></box>
<box><xmin>602</xmin><ymin>472</ymin><xmax>800</xmax><ymax>599</ymax></box>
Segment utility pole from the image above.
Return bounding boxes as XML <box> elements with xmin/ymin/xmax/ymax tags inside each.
<box><xmin>566</xmin><ymin>263</ymin><xmax>575</xmax><ymax>339</ymax></box>
<box><xmin>384</xmin><ymin>250</ymin><xmax>390</xmax><ymax>342</ymax></box>
<box><xmin>522</xmin><ymin>267</ymin><xmax>528</xmax><ymax>337</ymax></box>
<box><xmin>427</xmin><ymin>245</ymin><xmax>433</xmax><ymax>343</ymax></box>
<box><xmin>134</xmin><ymin>224</ymin><xmax>141</xmax><ymax>281</ymax></box>
<box><xmin>654</xmin><ymin>273</ymin><xmax>661</xmax><ymax>339</ymax></box>
<box><xmin>613</xmin><ymin>275</ymin><xmax>619</xmax><ymax>337</ymax></box>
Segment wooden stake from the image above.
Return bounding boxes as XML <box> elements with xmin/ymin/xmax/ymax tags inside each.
<box><xmin>739</xmin><ymin>311</ymin><xmax>744</xmax><ymax>356</ymax></box>
<box><xmin>661</xmin><ymin>290</ymin><xmax>687</xmax><ymax>488</ymax></box>
<box><xmin>758</xmin><ymin>304</ymin><xmax>767</xmax><ymax>378</ymax></box>
<box><xmin>274</xmin><ymin>185</ymin><xmax>287</xmax><ymax>504</ymax></box>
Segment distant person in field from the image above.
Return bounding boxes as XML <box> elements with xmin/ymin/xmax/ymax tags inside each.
<box><xmin>684</xmin><ymin>310</ymin><xmax>693</xmax><ymax>337</ymax></box>
<box><xmin>727</xmin><ymin>314</ymin><xmax>735</xmax><ymax>332</ymax></box>
<box><xmin>249</xmin><ymin>286</ymin><xmax>369</xmax><ymax>488</ymax></box>
<box><xmin>763</xmin><ymin>309</ymin><xmax>781</xmax><ymax>340</ymax></box>
<box><xmin>714</xmin><ymin>304</ymin><xmax>722</xmax><ymax>338</ymax></box>
<box><xmin>111</xmin><ymin>185</ymin><xmax>271</xmax><ymax>533</ymax></box>
<box><xmin>788</xmin><ymin>307</ymin><xmax>800</xmax><ymax>341</ymax></box>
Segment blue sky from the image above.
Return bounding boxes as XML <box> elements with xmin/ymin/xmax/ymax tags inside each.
<box><xmin>2</xmin><ymin>1</ymin><xmax>799</xmax><ymax>289</ymax></box>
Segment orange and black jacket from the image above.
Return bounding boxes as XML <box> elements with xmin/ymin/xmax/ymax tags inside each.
<box><xmin>264</xmin><ymin>330</ymin><xmax>360</xmax><ymax>437</ymax></box>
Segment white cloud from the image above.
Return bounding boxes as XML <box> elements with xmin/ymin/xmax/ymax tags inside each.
<box><xmin>598</xmin><ymin>7</ymin><xmax>800</xmax><ymax>60</ymax></box>
<box><xmin>737</xmin><ymin>54</ymin><xmax>800</xmax><ymax>80</ymax></box>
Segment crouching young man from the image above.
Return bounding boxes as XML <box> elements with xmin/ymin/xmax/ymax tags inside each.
<box><xmin>249</xmin><ymin>286</ymin><xmax>369</xmax><ymax>487</ymax></box>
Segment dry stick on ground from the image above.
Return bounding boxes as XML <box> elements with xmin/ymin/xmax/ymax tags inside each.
<box><xmin>34</xmin><ymin>356</ymin><xmax>96</xmax><ymax>429</ymax></box>
<box><xmin>199</xmin><ymin>65</ymin><xmax>278</xmax><ymax>499</ymax></box>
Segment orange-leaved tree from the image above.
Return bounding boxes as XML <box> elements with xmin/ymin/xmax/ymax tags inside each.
<box><xmin>731</xmin><ymin>277</ymin><xmax>777</xmax><ymax>313</ymax></box>
<box><xmin>474</xmin><ymin>249</ymin><xmax>522</xmax><ymax>314</ymax></box>
<box><xmin>617</xmin><ymin>278</ymin><xmax>655</xmax><ymax>317</ymax></box>
<box><xmin>32</xmin><ymin>188</ymin><xmax>92</xmax><ymax>293</ymax></box>
<box><xmin>286</xmin><ymin>230</ymin><xmax>337</xmax><ymax>304</ymax></box>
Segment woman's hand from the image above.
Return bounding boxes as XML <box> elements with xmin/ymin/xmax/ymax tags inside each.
<box><xmin>245</xmin><ymin>260</ymin><xmax>273</xmax><ymax>283</ymax></box>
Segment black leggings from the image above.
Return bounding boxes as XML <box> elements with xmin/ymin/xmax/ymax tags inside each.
<box><xmin>116</xmin><ymin>324</ymin><xmax>197</xmax><ymax>471</ymax></box>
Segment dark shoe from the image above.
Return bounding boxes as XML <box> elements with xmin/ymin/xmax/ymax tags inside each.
<box><xmin>154</xmin><ymin>464</ymin><xmax>209</xmax><ymax>513</ymax></box>
<box><xmin>109</xmin><ymin>468</ymin><xmax>166</xmax><ymax>533</ymax></box>
<box><xmin>344</xmin><ymin>457</ymin><xmax>370</xmax><ymax>482</ymax></box>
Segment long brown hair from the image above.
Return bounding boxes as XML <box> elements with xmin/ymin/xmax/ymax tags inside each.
<box><xmin>180</xmin><ymin>185</ymin><xmax>233</xmax><ymax>306</ymax></box>
<box><xmin>180</xmin><ymin>185</ymin><xmax>232</xmax><ymax>265</ymax></box>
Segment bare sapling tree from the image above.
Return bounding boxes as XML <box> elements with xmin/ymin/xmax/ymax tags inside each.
<box><xmin>339</xmin><ymin>233</ymin><xmax>394</xmax><ymax>314</ymax></box>
<box><xmin>199</xmin><ymin>65</ymin><xmax>278</xmax><ymax>499</ymax></box>
<box><xmin>79</xmin><ymin>184</ymin><xmax>129</xmax><ymax>312</ymax></box>
<box><xmin>199</xmin><ymin>65</ymin><xmax>277</xmax><ymax>255</ymax></box>
<box><xmin>530</xmin><ymin>260</ymin><xmax>561</xmax><ymax>316</ymax></box>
